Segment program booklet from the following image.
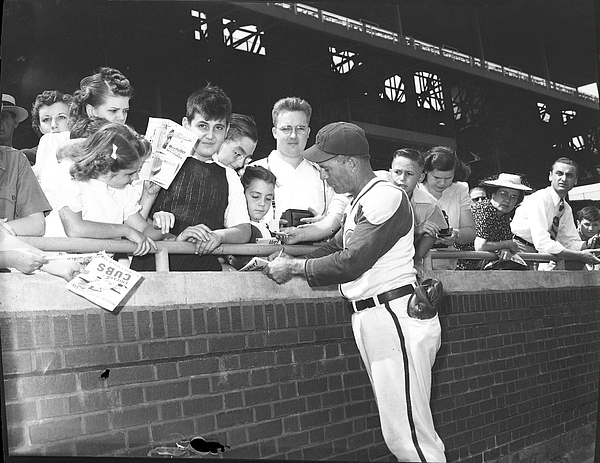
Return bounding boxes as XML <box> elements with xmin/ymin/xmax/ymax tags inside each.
<box><xmin>238</xmin><ymin>257</ymin><xmax>271</xmax><ymax>272</ymax></box>
<box><xmin>66</xmin><ymin>251</ymin><xmax>144</xmax><ymax>312</ymax></box>
<box><xmin>138</xmin><ymin>117</ymin><xmax>199</xmax><ymax>189</ymax></box>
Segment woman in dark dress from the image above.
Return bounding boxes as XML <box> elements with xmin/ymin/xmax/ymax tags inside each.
<box><xmin>473</xmin><ymin>173</ymin><xmax>532</xmax><ymax>267</ymax></box>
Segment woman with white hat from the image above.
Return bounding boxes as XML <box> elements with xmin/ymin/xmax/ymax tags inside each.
<box><xmin>473</xmin><ymin>173</ymin><xmax>533</xmax><ymax>267</ymax></box>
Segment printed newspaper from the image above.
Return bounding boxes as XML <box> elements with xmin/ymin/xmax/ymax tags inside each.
<box><xmin>66</xmin><ymin>251</ymin><xmax>144</xmax><ymax>311</ymax></box>
<box><xmin>139</xmin><ymin>117</ymin><xmax>199</xmax><ymax>189</ymax></box>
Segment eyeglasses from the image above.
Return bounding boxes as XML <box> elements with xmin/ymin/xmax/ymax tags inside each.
<box><xmin>276</xmin><ymin>125</ymin><xmax>308</xmax><ymax>136</ymax></box>
<box><xmin>471</xmin><ymin>196</ymin><xmax>486</xmax><ymax>202</ymax></box>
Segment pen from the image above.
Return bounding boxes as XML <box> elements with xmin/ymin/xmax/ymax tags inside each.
<box><xmin>277</xmin><ymin>248</ymin><xmax>284</xmax><ymax>259</ymax></box>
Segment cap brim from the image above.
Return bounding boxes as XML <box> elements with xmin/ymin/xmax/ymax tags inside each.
<box><xmin>301</xmin><ymin>144</ymin><xmax>339</xmax><ymax>164</ymax></box>
<box><xmin>2</xmin><ymin>106</ymin><xmax>28</xmax><ymax>123</ymax></box>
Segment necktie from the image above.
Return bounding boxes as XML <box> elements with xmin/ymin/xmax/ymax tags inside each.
<box><xmin>549</xmin><ymin>198</ymin><xmax>565</xmax><ymax>240</ymax></box>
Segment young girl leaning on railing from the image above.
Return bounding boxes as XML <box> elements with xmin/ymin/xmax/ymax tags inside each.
<box><xmin>43</xmin><ymin>123</ymin><xmax>169</xmax><ymax>256</ymax></box>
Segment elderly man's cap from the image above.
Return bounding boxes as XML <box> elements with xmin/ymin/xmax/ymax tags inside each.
<box><xmin>1</xmin><ymin>94</ymin><xmax>28</xmax><ymax>123</ymax></box>
<box><xmin>302</xmin><ymin>122</ymin><xmax>369</xmax><ymax>163</ymax></box>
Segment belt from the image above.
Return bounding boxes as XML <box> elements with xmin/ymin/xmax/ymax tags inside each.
<box><xmin>349</xmin><ymin>284</ymin><xmax>414</xmax><ymax>313</ymax></box>
<box><xmin>513</xmin><ymin>234</ymin><xmax>535</xmax><ymax>248</ymax></box>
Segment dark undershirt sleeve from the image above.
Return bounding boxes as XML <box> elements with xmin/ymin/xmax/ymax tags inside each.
<box><xmin>305</xmin><ymin>193</ymin><xmax>412</xmax><ymax>287</ymax></box>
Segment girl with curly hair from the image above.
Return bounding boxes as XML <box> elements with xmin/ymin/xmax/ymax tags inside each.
<box><xmin>44</xmin><ymin>123</ymin><xmax>167</xmax><ymax>256</ymax></box>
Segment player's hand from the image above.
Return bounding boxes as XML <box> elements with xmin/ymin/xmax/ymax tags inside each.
<box><xmin>263</xmin><ymin>257</ymin><xmax>294</xmax><ymax>284</ymax></box>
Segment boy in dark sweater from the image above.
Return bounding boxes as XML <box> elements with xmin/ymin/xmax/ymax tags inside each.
<box><xmin>132</xmin><ymin>85</ymin><xmax>250</xmax><ymax>271</ymax></box>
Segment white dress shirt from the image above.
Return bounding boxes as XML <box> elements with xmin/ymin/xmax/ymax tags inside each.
<box><xmin>511</xmin><ymin>186</ymin><xmax>583</xmax><ymax>255</ymax></box>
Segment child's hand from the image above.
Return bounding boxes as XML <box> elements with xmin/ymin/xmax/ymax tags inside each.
<box><xmin>7</xmin><ymin>248</ymin><xmax>48</xmax><ymax>274</ymax></box>
<box><xmin>143</xmin><ymin>180</ymin><xmax>162</xmax><ymax>197</ymax></box>
<box><xmin>176</xmin><ymin>224</ymin><xmax>222</xmax><ymax>255</ymax></box>
<box><xmin>153</xmin><ymin>211</ymin><xmax>175</xmax><ymax>234</ymax></box>
<box><xmin>126</xmin><ymin>228</ymin><xmax>158</xmax><ymax>256</ymax></box>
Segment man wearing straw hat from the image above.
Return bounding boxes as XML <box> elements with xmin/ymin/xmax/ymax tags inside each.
<box><xmin>0</xmin><ymin>94</ymin><xmax>29</xmax><ymax>148</ymax></box>
<box><xmin>511</xmin><ymin>157</ymin><xmax>600</xmax><ymax>269</ymax></box>
<box><xmin>0</xmin><ymin>94</ymin><xmax>50</xmax><ymax>236</ymax></box>
<box><xmin>264</xmin><ymin>122</ymin><xmax>446</xmax><ymax>462</ymax></box>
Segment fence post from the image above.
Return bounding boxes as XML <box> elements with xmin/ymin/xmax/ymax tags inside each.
<box><xmin>154</xmin><ymin>249</ymin><xmax>170</xmax><ymax>272</ymax></box>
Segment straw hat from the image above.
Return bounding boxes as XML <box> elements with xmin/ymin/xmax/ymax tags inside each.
<box><xmin>481</xmin><ymin>173</ymin><xmax>532</xmax><ymax>191</ymax></box>
<box><xmin>1</xmin><ymin>94</ymin><xmax>29</xmax><ymax>123</ymax></box>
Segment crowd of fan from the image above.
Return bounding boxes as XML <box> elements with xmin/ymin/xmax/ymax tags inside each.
<box><xmin>2</xmin><ymin>66</ymin><xmax>599</xmax><ymax>281</ymax></box>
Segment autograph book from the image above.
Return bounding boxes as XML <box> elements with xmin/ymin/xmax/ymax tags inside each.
<box><xmin>139</xmin><ymin>117</ymin><xmax>199</xmax><ymax>189</ymax></box>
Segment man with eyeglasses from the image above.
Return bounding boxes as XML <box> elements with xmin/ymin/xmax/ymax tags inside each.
<box><xmin>511</xmin><ymin>157</ymin><xmax>600</xmax><ymax>269</ymax></box>
<box><xmin>252</xmin><ymin>97</ymin><xmax>340</xmax><ymax>232</ymax></box>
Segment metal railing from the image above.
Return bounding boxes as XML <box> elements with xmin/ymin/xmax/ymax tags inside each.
<box><xmin>17</xmin><ymin>237</ymin><xmax>566</xmax><ymax>273</ymax></box>
<box><xmin>269</xmin><ymin>2</ymin><xmax>599</xmax><ymax>105</ymax></box>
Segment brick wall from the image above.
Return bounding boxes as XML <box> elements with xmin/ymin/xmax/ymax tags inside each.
<box><xmin>1</xmin><ymin>271</ymin><xmax>598</xmax><ymax>462</ymax></box>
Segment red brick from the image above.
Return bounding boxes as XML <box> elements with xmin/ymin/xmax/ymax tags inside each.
<box><xmin>265</xmin><ymin>329</ymin><xmax>300</xmax><ymax>347</ymax></box>
<box><xmin>207</xmin><ymin>334</ymin><xmax>246</xmax><ymax>352</ymax></box>
<box><xmin>29</xmin><ymin>416</ymin><xmax>83</xmax><ymax>444</ymax></box>
<box><xmin>87</xmin><ymin>313</ymin><xmax>104</xmax><ymax>344</ymax></box>
<box><xmin>210</xmin><ymin>371</ymin><xmax>250</xmax><ymax>392</ymax></box>
<box><xmin>136</xmin><ymin>310</ymin><xmax>152</xmax><ymax>340</ymax></box>
<box><xmin>179</xmin><ymin>357</ymin><xmax>219</xmax><ymax>377</ymax></box>
<box><xmin>120</xmin><ymin>311</ymin><xmax>136</xmax><ymax>341</ymax></box>
<box><xmin>187</xmin><ymin>337</ymin><xmax>209</xmax><ymax>355</ymax></box>
<box><xmin>180</xmin><ymin>308</ymin><xmax>193</xmax><ymax>337</ymax></box>
<box><xmin>65</xmin><ymin>346</ymin><xmax>116</xmax><ymax>368</ymax></box>
<box><xmin>84</xmin><ymin>413</ymin><xmax>110</xmax><ymax>434</ymax></box>
<box><xmin>6</xmin><ymin>400</ymin><xmax>37</xmax><ymax>424</ymax></box>
<box><xmin>150</xmin><ymin>419</ymin><xmax>195</xmax><ymax>443</ymax></box>
<box><xmin>142</xmin><ymin>339</ymin><xmax>185</xmax><ymax>360</ymax></box>
<box><xmin>273</xmin><ymin>398</ymin><xmax>306</xmax><ymax>418</ymax></box>
<box><xmin>156</xmin><ymin>362</ymin><xmax>178</xmax><ymax>380</ymax></box>
<box><xmin>247</xmin><ymin>419</ymin><xmax>283</xmax><ymax>441</ymax></box>
<box><xmin>74</xmin><ymin>431</ymin><xmax>126</xmax><ymax>456</ymax></box>
<box><xmin>104</xmin><ymin>312</ymin><xmax>120</xmax><ymax>343</ymax></box>
<box><xmin>15</xmin><ymin>317</ymin><xmax>34</xmax><ymax>350</ymax></box>
<box><xmin>111</xmin><ymin>405</ymin><xmax>159</xmax><ymax>428</ymax></box>
<box><xmin>71</xmin><ymin>314</ymin><xmax>87</xmax><ymax>345</ymax></box>
<box><xmin>127</xmin><ymin>426</ymin><xmax>151</xmax><ymax>448</ymax></box>
<box><xmin>16</xmin><ymin>373</ymin><xmax>77</xmax><ymax>398</ymax></box>
<box><xmin>33</xmin><ymin>315</ymin><xmax>52</xmax><ymax>347</ymax></box>
<box><xmin>145</xmin><ymin>380</ymin><xmax>189</xmax><ymax>402</ymax></box>
<box><xmin>68</xmin><ymin>391</ymin><xmax>111</xmax><ymax>414</ymax></box>
<box><xmin>161</xmin><ymin>401</ymin><xmax>182</xmax><ymax>420</ymax></box>
<box><xmin>165</xmin><ymin>309</ymin><xmax>180</xmax><ymax>338</ymax></box>
<box><xmin>245</xmin><ymin>385</ymin><xmax>280</xmax><ymax>406</ymax></box>
<box><xmin>216</xmin><ymin>407</ymin><xmax>253</xmax><ymax>428</ymax></box>
<box><xmin>151</xmin><ymin>311</ymin><xmax>165</xmax><ymax>338</ymax></box>
<box><xmin>120</xmin><ymin>386</ymin><xmax>144</xmax><ymax>407</ymax></box>
<box><xmin>3</xmin><ymin>351</ymin><xmax>32</xmax><ymax>374</ymax></box>
<box><xmin>182</xmin><ymin>395</ymin><xmax>223</xmax><ymax>416</ymax></box>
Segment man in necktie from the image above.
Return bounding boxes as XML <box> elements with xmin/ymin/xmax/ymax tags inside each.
<box><xmin>511</xmin><ymin>157</ymin><xmax>600</xmax><ymax>269</ymax></box>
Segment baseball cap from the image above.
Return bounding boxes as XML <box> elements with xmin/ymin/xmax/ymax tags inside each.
<box><xmin>302</xmin><ymin>122</ymin><xmax>369</xmax><ymax>163</ymax></box>
<box><xmin>1</xmin><ymin>94</ymin><xmax>29</xmax><ymax>123</ymax></box>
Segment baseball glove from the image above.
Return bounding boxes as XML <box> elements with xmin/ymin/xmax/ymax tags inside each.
<box><xmin>407</xmin><ymin>278</ymin><xmax>444</xmax><ymax>320</ymax></box>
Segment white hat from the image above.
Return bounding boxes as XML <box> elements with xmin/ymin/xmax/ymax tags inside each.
<box><xmin>481</xmin><ymin>173</ymin><xmax>532</xmax><ymax>191</ymax></box>
<box><xmin>1</xmin><ymin>94</ymin><xmax>29</xmax><ymax>123</ymax></box>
